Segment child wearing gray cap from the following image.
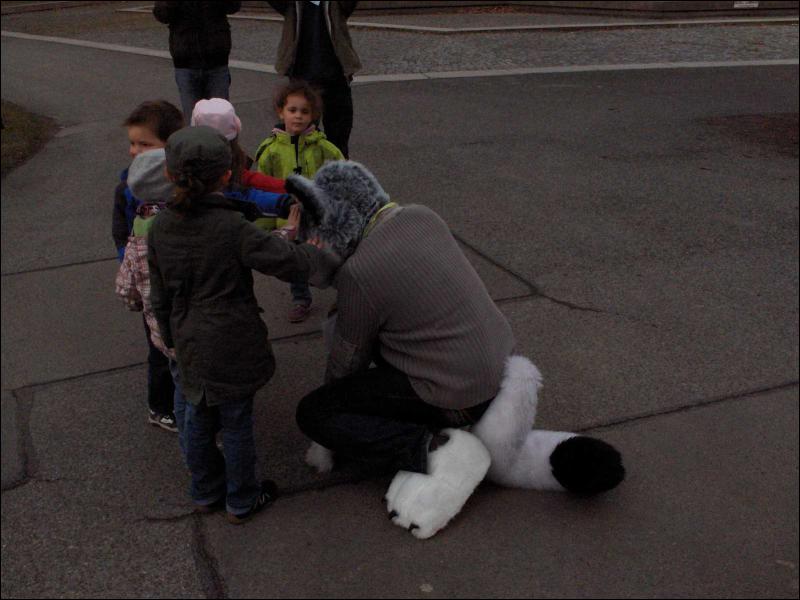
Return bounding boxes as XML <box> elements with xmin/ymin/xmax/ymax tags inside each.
<box><xmin>114</xmin><ymin>100</ymin><xmax>184</xmax><ymax>434</ymax></box>
<box><xmin>115</xmin><ymin>148</ymin><xmax>189</xmax><ymax>454</ymax></box>
<box><xmin>147</xmin><ymin>126</ymin><xmax>339</xmax><ymax>523</ymax></box>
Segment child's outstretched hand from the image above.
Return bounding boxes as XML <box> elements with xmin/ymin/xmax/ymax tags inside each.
<box><xmin>287</xmin><ymin>203</ymin><xmax>301</xmax><ymax>229</ymax></box>
<box><xmin>276</xmin><ymin>204</ymin><xmax>301</xmax><ymax>241</ymax></box>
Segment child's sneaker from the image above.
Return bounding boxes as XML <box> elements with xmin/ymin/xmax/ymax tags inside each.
<box><xmin>195</xmin><ymin>496</ymin><xmax>225</xmax><ymax>514</ymax></box>
<box><xmin>148</xmin><ymin>410</ymin><xmax>178</xmax><ymax>433</ymax></box>
<box><xmin>288</xmin><ymin>302</ymin><xmax>312</xmax><ymax>323</ymax></box>
<box><xmin>226</xmin><ymin>480</ymin><xmax>279</xmax><ymax>525</ymax></box>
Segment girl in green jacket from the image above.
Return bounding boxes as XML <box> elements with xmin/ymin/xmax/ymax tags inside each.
<box><xmin>255</xmin><ymin>81</ymin><xmax>344</xmax><ymax>323</ymax></box>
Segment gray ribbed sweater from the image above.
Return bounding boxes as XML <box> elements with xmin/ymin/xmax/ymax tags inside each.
<box><xmin>327</xmin><ymin>204</ymin><xmax>515</xmax><ymax>409</ymax></box>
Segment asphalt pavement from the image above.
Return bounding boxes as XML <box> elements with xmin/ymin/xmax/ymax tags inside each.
<box><xmin>1</xmin><ymin>4</ymin><xmax>798</xmax><ymax>598</ymax></box>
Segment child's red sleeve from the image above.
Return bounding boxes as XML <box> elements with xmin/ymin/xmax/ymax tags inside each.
<box><xmin>241</xmin><ymin>170</ymin><xmax>286</xmax><ymax>193</ymax></box>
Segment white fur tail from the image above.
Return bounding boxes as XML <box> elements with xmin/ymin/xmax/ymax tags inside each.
<box><xmin>472</xmin><ymin>355</ymin><xmax>625</xmax><ymax>493</ymax></box>
<box><xmin>472</xmin><ymin>355</ymin><xmax>543</xmax><ymax>459</ymax></box>
<box><xmin>488</xmin><ymin>429</ymin><xmax>576</xmax><ymax>490</ymax></box>
<box><xmin>472</xmin><ymin>355</ymin><xmax>575</xmax><ymax>490</ymax></box>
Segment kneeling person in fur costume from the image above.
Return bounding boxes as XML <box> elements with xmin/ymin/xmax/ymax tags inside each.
<box><xmin>288</xmin><ymin>161</ymin><xmax>625</xmax><ymax>539</ymax></box>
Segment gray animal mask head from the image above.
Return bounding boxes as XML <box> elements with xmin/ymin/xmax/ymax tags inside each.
<box><xmin>286</xmin><ymin>161</ymin><xmax>390</xmax><ymax>258</ymax></box>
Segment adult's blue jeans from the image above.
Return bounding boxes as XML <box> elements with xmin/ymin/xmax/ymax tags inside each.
<box><xmin>184</xmin><ymin>394</ymin><xmax>260</xmax><ymax>516</ymax></box>
<box><xmin>174</xmin><ymin>65</ymin><xmax>231</xmax><ymax>119</ymax></box>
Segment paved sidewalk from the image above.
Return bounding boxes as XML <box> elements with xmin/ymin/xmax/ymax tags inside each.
<box><xmin>2</xmin><ymin>1</ymin><xmax>798</xmax><ymax>77</ymax></box>
<box><xmin>131</xmin><ymin>5</ymin><xmax>800</xmax><ymax>33</ymax></box>
<box><xmin>1</xmin><ymin>3</ymin><xmax>798</xmax><ymax>598</ymax></box>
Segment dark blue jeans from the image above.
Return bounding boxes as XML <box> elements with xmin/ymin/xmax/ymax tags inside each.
<box><xmin>174</xmin><ymin>65</ymin><xmax>231</xmax><ymax>119</ymax></box>
<box><xmin>144</xmin><ymin>316</ymin><xmax>174</xmax><ymax>416</ymax></box>
<box><xmin>184</xmin><ymin>394</ymin><xmax>259</xmax><ymax>516</ymax></box>
<box><xmin>169</xmin><ymin>359</ymin><xmax>189</xmax><ymax>460</ymax></box>
<box><xmin>296</xmin><ymin>363</ymin><xmax>491</xmax><ymax>475</ymax></box>
<box><xmin>290</xmin><ymin>275</ymin><xmax>312</xmax><ymax>306</ymax></box>
<box><xmin>315</xmin><ymin>78</ymin><xmax>353</xmax><ymax>159</ymax></box>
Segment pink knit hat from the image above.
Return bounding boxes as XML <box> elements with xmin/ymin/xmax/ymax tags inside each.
<box><xmin>190</xmin><ymin>98</ymin><xmax>242</xmax><ymax>141</ymax></box>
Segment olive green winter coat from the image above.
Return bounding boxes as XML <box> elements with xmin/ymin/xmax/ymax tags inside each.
<box><xmin>148</xmin><ymin>193</ymin><xmax>339</xmax><ymax>405</ymax></box>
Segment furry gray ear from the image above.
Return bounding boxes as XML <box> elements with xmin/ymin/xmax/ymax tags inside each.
<box><xmin>286</xmin><ymin>175</ymin><xmax>326</xmax><ymax>227</ymax></box>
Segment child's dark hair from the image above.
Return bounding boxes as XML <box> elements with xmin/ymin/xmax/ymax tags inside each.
<box><xmin>123</xmin><ymin>100</ymin><xmax>184</xmax><ymax>142</ymax></box>
<box><xmin>166</xmin><ymin>127</ymin><xmax>233</xmax><ymax>213</ymax></box>
<box><xmin>229</xmin><ymin>138</ymin><xmax>248</xmax><ymax>186</ymax></box>
<box><xmin>171</xmin><ymin>169</ymin><xmax>228</xmax><ymax>213</ymax></box>
<box><xmin>274</xmin><ymin>81</ymin><xmax>323</xmax><ymax>120</ymax></box>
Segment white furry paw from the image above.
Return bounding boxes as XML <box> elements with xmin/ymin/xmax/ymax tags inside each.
<box><xmin>384</xmin><ymin>428</ymin><xmax>490</xmax><ymax>539</ymax></box>
<box><xmin>305</xmin><ymin>442</ymin><xmax>334</xmax><ymax>473</ymax></box>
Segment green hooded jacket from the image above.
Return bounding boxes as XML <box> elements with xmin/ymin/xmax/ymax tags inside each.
<box><xmin>255</xmin><ymin>128</ymin><xmax>344</xmax><ymax>227</ymax></box>
<box><xmin>255</xmin><ymin>127</ymin><xmax>344</xmax><ymax>180</ymax></box>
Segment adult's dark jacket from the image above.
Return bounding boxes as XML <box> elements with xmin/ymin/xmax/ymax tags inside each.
<box><xmin>267</xmin><ymin>1</ymin><xmax>361</xmax><ymax>79</ymax></box>
<box><xmin>153</xmin><ymin>1</ymin><xmax>241</xmax><ymax>69</ymax></box>
<box><xmin>147</xmin><ymin>193</ymin><xmax>339</xmax><ymax>405</ymax></box>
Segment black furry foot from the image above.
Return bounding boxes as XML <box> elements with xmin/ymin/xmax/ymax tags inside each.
<box><xmin>550</xmin><ymin>436</ymin><xmax>625</xmax><ymax>495</ymax></box>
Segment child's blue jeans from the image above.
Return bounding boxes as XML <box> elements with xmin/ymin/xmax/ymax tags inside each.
<box><xmin>183</xmin><ymin>393</ymin><xmax>260</xmax><ymax>516</ymax></box>
<box><xmin>170</xmin><ymin>359</ymin><xmax>188</xmax><ymax>459</ymax></box>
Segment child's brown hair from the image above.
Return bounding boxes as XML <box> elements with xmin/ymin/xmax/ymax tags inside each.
<box><xmin>273</xmin><ymin>81</ymin><xmax>323</xmax><ymax>121</ymax></box>
<box><xmin>229</xmin><ymin>138</ymin><xmax>249</xmax><ymax>186</ymax></box>
<box><xmin>123</xmin><ymin>100</ymin><xmax>184</xmax><ymax>142</ymax></box>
